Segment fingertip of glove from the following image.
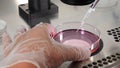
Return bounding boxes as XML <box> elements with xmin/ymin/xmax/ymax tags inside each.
<box><xmin>36</xmin><ymin>22</ymin><xmax>57</xmax><ymax>37</ymax></box>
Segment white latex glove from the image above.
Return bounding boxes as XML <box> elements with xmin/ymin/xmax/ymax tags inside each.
<box><xmin>0</xmin><ymin>23</ymin><xmax>91</xmax><ymax>68</ymax></box>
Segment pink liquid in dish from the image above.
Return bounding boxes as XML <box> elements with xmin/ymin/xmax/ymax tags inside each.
<box><xmin>63</xmin><ymin>39</ymin><xmax>90</xmax><ymax>49</ymax></box>
<box><xmin>53</xmin><ymin>29</ymin><xmax>100</xmax><ymax>53</ymax></box>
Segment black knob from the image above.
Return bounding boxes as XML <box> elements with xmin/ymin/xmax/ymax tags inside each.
<box><xmin>61</xmin><ymin>0</ymin><xmax>95</xmax><ymax>6</ymax></box>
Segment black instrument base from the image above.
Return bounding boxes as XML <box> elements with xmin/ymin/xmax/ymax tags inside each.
<box><xmin>19</xmin><ymin>3</ymin><xmax>58</xmax><ymax>27</ymax></box>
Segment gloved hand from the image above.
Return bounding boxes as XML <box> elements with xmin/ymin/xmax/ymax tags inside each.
<box><xmin>0</xmin><ymin>23</ymin><xmax>91</xmax><ymax>68</ymax></box>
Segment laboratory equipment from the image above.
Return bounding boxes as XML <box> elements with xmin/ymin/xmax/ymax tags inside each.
<box><xmin>19</xmin><ymin>0</ymin><xmax>58</xmax><ymax>27</ymax></box>
<box><xmin>18</xmin><ymin>0</ymin><xmax>97</xmax><ymax>27</ymax></box>
<box><xmin>80</xmin><ymin>0</ymin><xmax>100</xmax><ymax>25</ymax></box>
<box><xmin>53</xmin><ymin>22</ymin><xmax>102</xmax><ymax>56</ymax></box>
<box><xmin>60</xmin><ymin>0</ymin><xmax>95</xmax><ymax>5</ymax></box>
<box><xmin>52</xmin><ymin>0</ymin><xmax>101</xmax><ymax>56</ymax></box>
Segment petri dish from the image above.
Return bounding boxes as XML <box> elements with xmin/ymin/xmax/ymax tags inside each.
<box><xmin>52</xmin><ymin>22</ymin><xmax>101</xmax><ymax>54</ymax></box>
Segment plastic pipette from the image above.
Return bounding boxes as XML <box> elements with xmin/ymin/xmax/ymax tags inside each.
<box><xmin>76</xmin><ymin>0</ymin><xmax>100</xmax><ymax>32</ymax></box>
<box><xmin>80</xmin><ymin>0</ymin><xmax>100</xmax><ymax>25</ymax></box>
